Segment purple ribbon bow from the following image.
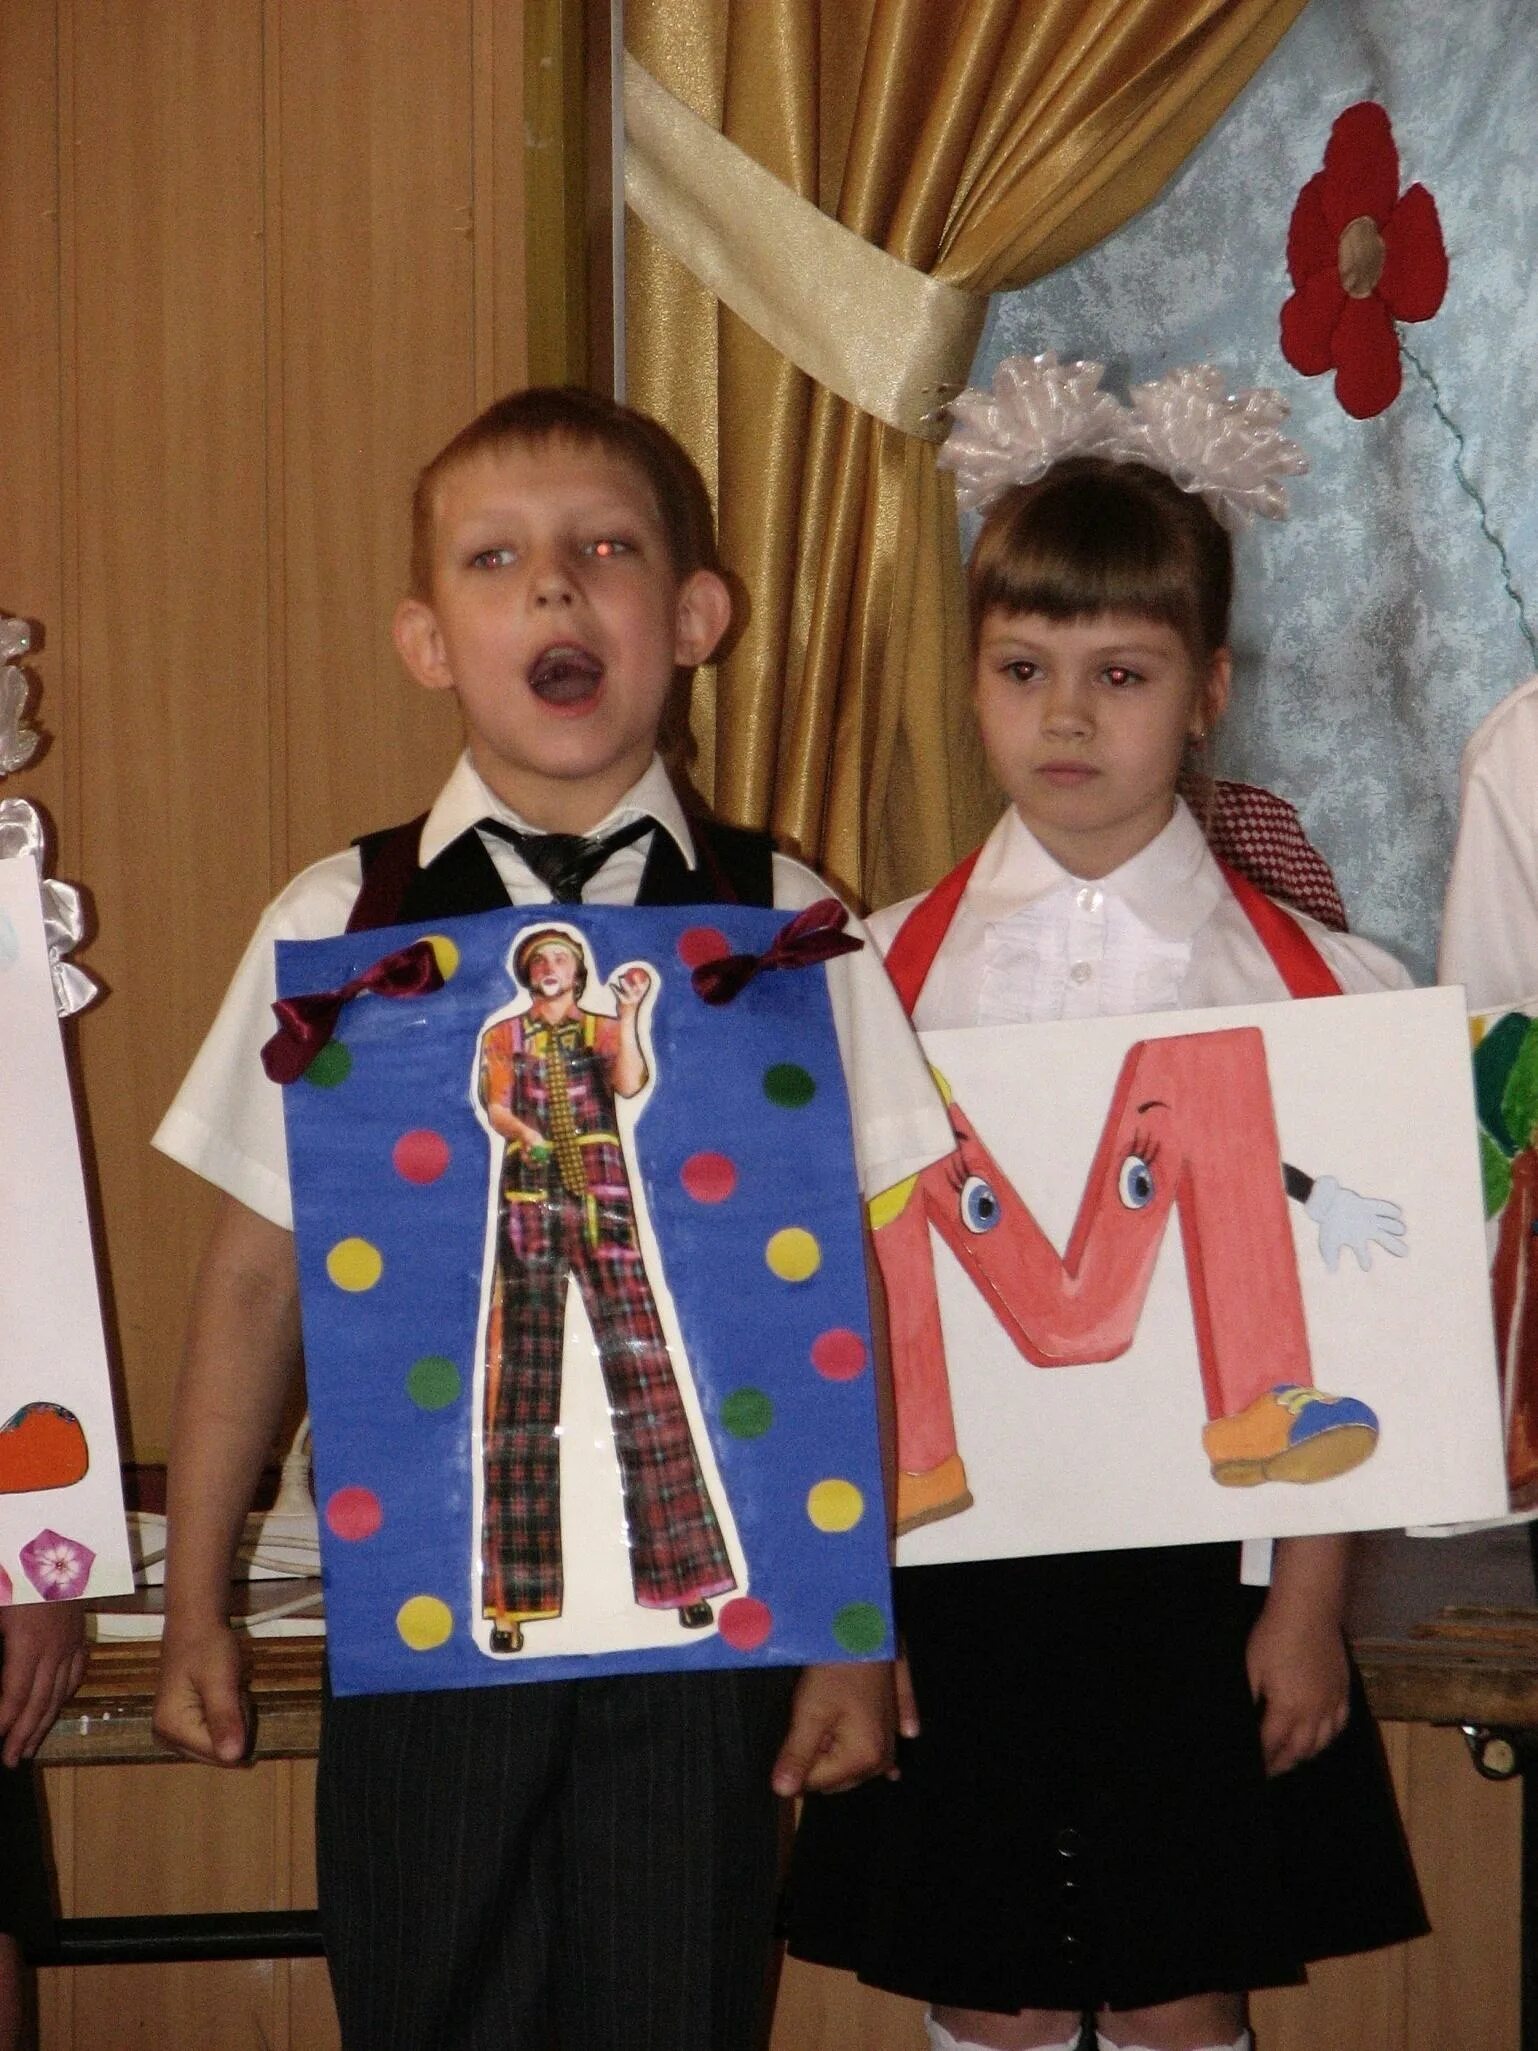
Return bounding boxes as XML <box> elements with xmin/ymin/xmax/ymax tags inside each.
<box><xmin>261</xmin><ymin>940</ymin><xmax>445</xmax><ymax>1083</ymax></box>
<box><xmin>690</xmin><ymin>897</ymin><xmax>863</xmax><ymax>1005</ymax></box>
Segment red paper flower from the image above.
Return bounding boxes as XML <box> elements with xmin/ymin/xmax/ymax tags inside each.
<box><xmin>1280</xmin><ymin>102</ymin><xmax>1448</xmax><ymax>420</ymax></box>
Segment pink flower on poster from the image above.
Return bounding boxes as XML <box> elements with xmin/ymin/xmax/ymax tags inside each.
<box><xmin>19</xmin><ymin>1528</ymin><xmax>94</xmax><ymax>1601</ymax></box>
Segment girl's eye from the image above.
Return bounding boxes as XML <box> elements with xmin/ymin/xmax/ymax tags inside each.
<box><xmin>1003</xmin><ymin>660</ymin><xmax>1038</xmax><ymax>684</ymax></box>
<box><xmin>470</xmin><ymin>547</ymin><xmax>516</xmax><ymax>570</ymax></box>
<box><xmin>1103</xmin><ymin>665</ymin><xmax>1142</xmax><ymax>689</ymax></box>
<box><xmin>1117</xmin><ymin>1154</ymin><xmax>1156</xmax><ymax>1210</ymax></box>
<box><xmin>959</xmin><ymin>1175</ymin><xmax>1002</xmax><ymax>1234</ymax></box>
<box><xmin>586</xmin><ymin>537</ymin><xmax>633</xmax><ymax>559</ymax></box>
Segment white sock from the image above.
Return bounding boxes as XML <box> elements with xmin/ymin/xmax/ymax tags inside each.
<box><xmin>926</xmin><ymin>2013</ymin><xmax>1080</xmax><ymax>2051</ymax></box>
<box><xmin>1097</xmin><ymin>2034</ymin><xmax>1250</xmax><ymax>2051</ymax></box>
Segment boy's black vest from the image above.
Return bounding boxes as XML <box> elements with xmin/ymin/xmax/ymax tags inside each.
<box><xmin>346</xmin><ymin>810</ymin><xmax>775</xmax><ymax>931</ymax></box>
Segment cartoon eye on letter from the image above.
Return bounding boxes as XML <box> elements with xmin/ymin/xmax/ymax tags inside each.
<box><xmin>959</xmin><ymin>1175</ymin><xmax>1001</xmax><ymax>1233</ymax></box>
<box><xmin>1118</xmin><ymin>1154</ymin><xmax>1156</xmax><ymax>1210</ymax></box>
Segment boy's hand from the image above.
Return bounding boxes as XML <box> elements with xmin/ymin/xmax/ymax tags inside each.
<box><xmin>1245</xmin><ymin>1598</ymin><xmax>1349</xmax><ymax>1776</ymax></box>
<box><xmin>0</xmin><ymin>1602</ymin><xmax>87</xmax><ymax>1767</ymax></box>
<box><xmin>771</xmin><ymin>1660</ymin><xmax>895</xmax><ymax>1796</ymax></box>
<box><xmin>154</xmin><ymin>1621</ymin><xmax>251</xmax><ymax>1766</ymax></box>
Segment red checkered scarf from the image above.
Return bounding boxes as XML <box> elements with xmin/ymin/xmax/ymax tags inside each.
<box><xmin>1182</xmin><ymin>775</ymin><xmax>1347</xmax><ymax>932</ymax></box>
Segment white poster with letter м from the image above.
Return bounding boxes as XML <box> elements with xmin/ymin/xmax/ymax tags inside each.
<box><xmin>886</xmin><ymin>985</ymin><xmax>1508</xmax><ymax>1566</ymax></box>
<box><xmin>274</xmin><ymin>900</ymin><xmax>890</xmax><ymax>1695</ymax></box>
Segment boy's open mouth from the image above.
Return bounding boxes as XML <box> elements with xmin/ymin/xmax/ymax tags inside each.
<box><xmin>529</xmin><ymin>644</ymin><xmax>604</xmax><ymax>707</ymax></box>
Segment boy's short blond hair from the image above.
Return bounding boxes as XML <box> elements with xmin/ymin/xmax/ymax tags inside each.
<box><xmin>410</xmin><ymin>386</ymin><xmax>719</xmax><ymax>599</ymax></box>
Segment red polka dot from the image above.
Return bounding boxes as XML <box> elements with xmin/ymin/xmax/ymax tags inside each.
<box><xmin>717</xmin><ymin>1596</ymin><xmax>773</xmax><ymax>1652</ymax></box>
<box><xmin>325</xmin><ymin>1487</ymin><xmax>383</xmax><ymax>1542</ymax></box>
<box><xmin>393</xmin><ymin>1129</ymin><xmax>450</xmax><ymax>1184</ymax></box>
<box><xmin>681</xmin><ymin>1151</ymin><xmax>737</xmax><ymax>1203</ymax></box>
<box><xmin>811</xmin><ymin>1329</ymin><xmax>868</xmax><ymax>1381</ymax></box>
<box><xmin>677</xmin><ymin>925</ymin><xmax>732</xmax><ymax>969</ymax></box>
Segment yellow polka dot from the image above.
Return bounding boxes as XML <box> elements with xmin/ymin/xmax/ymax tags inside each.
<box><xmin>807</xmin><ymin>1478</ymin><xmax>864</xmax><ymax>1533</ymax></box>
<box><xmin>1469</xmin><ymin>1015</ymin><xmax>1488</xmax><ymax>1050</ymax></box>
<box><xmin>396</xmin><ymin>1594</ymin><xmax>453</xmax><ymax>1651</ymax></box>
<box><xmin>867</xmin><ymin>1175</ymin><xmax>918</xmax><ymax>1232</ymax></box>
<box><xmin>765</xmin><ymin>1226</ymin><xmax>821</xmax><ymax>1282</ymax></box>
<box><xmin>424</xmin><ymin>933</ymin><xmax>460</xmax><ymax>978</ymax></box>
<box><xmin>327</xmin><ymin>1237</ymin><xmax>383</xmax><ymax>1292</ymax></box>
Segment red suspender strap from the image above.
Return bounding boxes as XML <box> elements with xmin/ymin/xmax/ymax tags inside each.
<box><xmin>1217</xmin><ymin>859</ymin><xmax>1343</xmax><ymax>998</ymax></box>
<box><xmin>882</xmin><ymin>848</ymin><xmax>983</xmax><ymax>1017</ymax></box>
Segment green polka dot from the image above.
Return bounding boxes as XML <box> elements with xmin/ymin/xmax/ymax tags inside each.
<box><xmin>832</xmin><ymin>1602</ymin><xmax>887</xmax><ymax>1657</ymax></box>
<box><xmin>304</xmin><ymin>1041</ymin><xmax>353</xmax><ymax>1088</ymax></box>
<box><xmin>763</xmin><ymin>1062</ymin><xmax>815</xmax><ymax>1108</ymax></box>
<box><xmin>407</xmin><ymin>1356</ymin><xmax>461</xmax><ymax>1411</ymax></box>
<box><xmin>720</xmin><ymin>1388</ymin><xmax>773</xmax><ymax>1439</ymax></box>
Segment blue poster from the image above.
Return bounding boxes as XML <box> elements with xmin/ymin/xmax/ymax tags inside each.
<box><xmin>276</xmin><ymin>903</ymin><xmax>890</xmax><ymax>1695</ymax></box>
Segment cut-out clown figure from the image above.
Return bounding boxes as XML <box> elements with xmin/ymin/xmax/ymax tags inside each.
<box><xmin>474</xmin><ymin>926</ymin><xmax>734</xmax><ymax>1650</ymax></box>
<box><xmin>874</xmin><ymin>1025</ymin><xmax>1404</xmax><ymax>1532</ymax></box>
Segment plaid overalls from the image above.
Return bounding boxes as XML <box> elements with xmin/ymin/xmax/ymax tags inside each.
<box><xmin>478</xmin><ymin>1004</ymin><xmax>735</xmax><ymax>1623</ymax></box>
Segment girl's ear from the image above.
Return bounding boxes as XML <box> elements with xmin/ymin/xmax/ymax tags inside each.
<box><xmin>1192</xmin><ymin>646</ymin><xmax>1232</xmax><ymax>739</ymax></box>
<box><xmin>393</xmin><ymin>596</ymin><xmax>454</xmax><ymax>693</ymax></box>
<box><xmin>673</xmin><ymin>569</ymin><xmax>734</xmax><ymax>668</ymax></box>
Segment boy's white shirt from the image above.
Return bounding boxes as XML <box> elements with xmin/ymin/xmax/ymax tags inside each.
<box><xmin>1439</xmin><ymin>672</ymin><xmax>1538</xmax><ymax>1011</ymax></box>
<box><xmin>154</xmin><ymin>753</ymin><xmax>955</xmax><ymax>1226</ymax></box>
<box><xmin>868</xmin><ymin>798</ymin><xmax>1414</xmax><ymax>1588</ymax></box>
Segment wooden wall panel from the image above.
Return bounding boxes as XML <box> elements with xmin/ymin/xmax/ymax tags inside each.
<box><xmin>0</xmin><ymin>0</ymin><xmax>65</xmax><ymax>836</ymax></box>
<box><xmin>273</xmin><ymin>0</ymin><xmax>474</xmax><ymax>880</ymax></box>
<box><xmin>66</xmin><ymin>0</ymin><xmax>271</xmax><ymax>1457</ymax></box>
<box><xmin>0</xmin><ymin>0</ymin><xmax>530</xmax><ymax>1463</ymax></box>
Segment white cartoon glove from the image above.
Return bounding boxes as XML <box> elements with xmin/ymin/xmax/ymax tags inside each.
<box><xmin>1304</xmin><ymin>1175</ymin><xmax>1408</xmax><ymax>1273</ymax></box>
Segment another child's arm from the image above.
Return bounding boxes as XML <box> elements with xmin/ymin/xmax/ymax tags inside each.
<box><xmin>0</xmin><ymin>1603</ymin><xmax>87</xmax><ymax>1768</ymax></box>
<box><xmin>153</xmin><ymin>1192</ymin><xmax>303</xmax><ymax>1765</ymax></box>
<box><xmin>1244</xmin><ymin>1531</ymin><xmax>1352</xmax><ymax>1776</ymax></box>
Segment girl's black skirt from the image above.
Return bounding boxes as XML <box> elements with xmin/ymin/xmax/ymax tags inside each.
<box><xmin>785</xmin><ymin>1543</ymin><xmax>1427</xmax><ymax>2016</ymax></box>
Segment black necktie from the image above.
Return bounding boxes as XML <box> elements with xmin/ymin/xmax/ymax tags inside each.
<box><xmin>477</xmin><ymin>814</ymin><xmax>656</xmax><ymax>903</ymax></box>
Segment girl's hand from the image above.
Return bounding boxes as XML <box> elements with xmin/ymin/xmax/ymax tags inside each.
<box><xmin>1245</xmin><ymin>1597</ymin><xmax>1348</xmax><ymax>1776</ymax></box>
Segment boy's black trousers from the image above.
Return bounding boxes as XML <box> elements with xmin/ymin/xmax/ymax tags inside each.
<box><xmin>317</xmin><ymin>1664</ymin><xmax>797</xmax><ymax>2051</ymax></box>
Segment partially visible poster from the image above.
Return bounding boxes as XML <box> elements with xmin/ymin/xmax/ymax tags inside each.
<box><xmin>278</xmin><ymin>904</ymin><xmax>889</xmax><ymax>1696</ymax></box>
<box><xmin>888</xmin><ymin>987</ymin><xmax>1507</xmax><ymax>1567</ymax></box>
<box><xmin>1470</xmin><ymin>999</ymin><xmax>1538</xmax><ymax>1510</ymax></box>
<box><xmin>0</xmin><ymin>854</ymin><xmax>130</xmax><ymax>1603</ymax></box>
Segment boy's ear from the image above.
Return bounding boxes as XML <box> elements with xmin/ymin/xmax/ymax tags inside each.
<box><xmin>393</xmin><ymin>596</ymin><xmax>454</xmax><ymax>693</ymax></box>
<box><xmin>1194</xmin><ymin>647</ymin><xmax>1232</xmax><ymax>738</ymax></box>
<box><xmin>673</xmin><ymin>569</ymin><xmax>733</xmax><ymax>669</ymax></box>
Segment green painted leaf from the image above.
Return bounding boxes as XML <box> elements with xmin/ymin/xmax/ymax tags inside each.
<box><xmin>1502</xmin><ymin>1021</ymin><xmax>1538</xmax><ymax>1152</ymax></box>
<box><xmin>1483</xmin><ymin>1128</ymin><xmax>1514</xmax><ymax>1219</ymax></box>
<box><xmin>1475</xmin><ymin>1010</ymin><xmax>1530</xmax><ymax>1154</ymax></box>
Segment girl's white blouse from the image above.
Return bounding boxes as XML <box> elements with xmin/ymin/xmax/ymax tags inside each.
<box><xmin>872</xmin><ymin>800</ymin><xmax>1411</xmax><ymax>1032</ymax></box>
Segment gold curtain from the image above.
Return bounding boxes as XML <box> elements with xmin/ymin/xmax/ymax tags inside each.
<box><xmin>627</xmin><ymin>0</ymin><xmax>1308</xmax><ymax>907</ymax></box>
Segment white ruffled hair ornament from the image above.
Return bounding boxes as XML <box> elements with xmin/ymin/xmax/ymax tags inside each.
<box><xmin>939</xmin><ymin>352</ymin><xmax>1307</xmax><ymax>531</ymax></box>
<box><xmin>0</xmin><ymin>615</ymin><xmax>97</xmax><ymax>1017</ymax></box>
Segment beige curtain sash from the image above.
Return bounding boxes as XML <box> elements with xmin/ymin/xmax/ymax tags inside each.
<box><xmin>623</xmin><ymin>53</ymin><xmax>987</xmax><ymax>442</ymax></box>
